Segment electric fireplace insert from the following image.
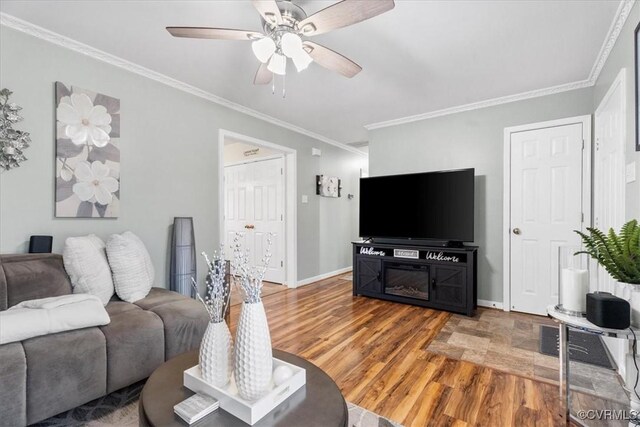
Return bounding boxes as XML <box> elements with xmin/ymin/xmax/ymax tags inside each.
<box><xmin>384</xmin><ymin>262</ymin><xmax>430</xmax><ymax>301</ymax></box>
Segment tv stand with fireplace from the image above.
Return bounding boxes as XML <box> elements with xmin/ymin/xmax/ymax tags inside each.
<box><xmin>352</xmin><ymin>241</ymin><xmax>477</xmax><ymax>316</ymax></box>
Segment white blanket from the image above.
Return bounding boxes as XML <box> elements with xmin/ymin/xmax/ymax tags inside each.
<box><xmin>0</xmin><ymin>294</ymin><xmax>110</xmax><ymax>345</ymax></box>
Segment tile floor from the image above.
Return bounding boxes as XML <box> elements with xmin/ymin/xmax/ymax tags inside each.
<box><xmin>426</xmin><ymin>307</ymin><xmax>629</xmax><ymax>405</ymax></box>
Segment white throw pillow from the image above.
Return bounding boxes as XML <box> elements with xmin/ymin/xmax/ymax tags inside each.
<box><xmin>106</xmin><ymin>231</ymin><xmax>154</xmax><ymax>303</ymax></box>
<box><xmin>62</xmin><ymin>234</ymin><xmax>114</xmax><ymax>305</ymax></box>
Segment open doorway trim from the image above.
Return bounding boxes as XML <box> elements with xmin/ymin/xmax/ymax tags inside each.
<box><xmin>502</xmin><ymin>115</ymin><xmax>592</xmax><ymax>312</ymax></box>
<box><xmin>218</xmin><ymin>129</ymin><xmax>298</xmax><ymax>288</ymax></box>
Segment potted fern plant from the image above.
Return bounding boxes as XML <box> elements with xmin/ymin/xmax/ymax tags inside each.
<box><xmin>576</xmin><ymin>219</ymin><xmax>640</xmax><ymax>326</ymax></box>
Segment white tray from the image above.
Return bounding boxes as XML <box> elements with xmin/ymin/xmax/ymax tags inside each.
<box><xmin>184</xmin><ymin>358</ymin><xmax>306</xmax><ymax>425</ymax></box>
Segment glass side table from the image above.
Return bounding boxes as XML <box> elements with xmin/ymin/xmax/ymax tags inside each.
<box><xmin>547</xmin><ymin>305</ymin><xmax>640</xmax><ymax>426</ymax></box>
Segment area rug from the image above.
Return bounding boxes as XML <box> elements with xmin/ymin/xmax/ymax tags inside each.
<box><xmin>35</xmin><ymin>382</ymin><xmax>403</xmax><ymax>427</ymax></box>
<box><xmin>539</xmin><ymin>325</ymin><xmax>615</xmax><ymax>369</ymax></box>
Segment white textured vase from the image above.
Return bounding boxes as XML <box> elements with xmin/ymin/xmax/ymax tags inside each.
<box><xmin>234</xmin><ymin>301</ymin><xmax>273</xmax><ymax>401</ymax></box>
<box><xmin>200</xmin><ymin>320</ymin><xmax>233</xmax><ymax>387</ymax></box>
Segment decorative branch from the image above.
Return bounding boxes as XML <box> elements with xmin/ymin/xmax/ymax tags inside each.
<box><xmin>190</xmin><ymin>245</ymin><xmax>230</xmax><ymax>322</ymax></box>
<box><xmin>232</xmin><ymin>232</ymin><xmax>274</xmax><ymax>303</ymax></box>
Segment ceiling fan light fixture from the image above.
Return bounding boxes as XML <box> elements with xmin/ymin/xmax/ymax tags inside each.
<box><xmin>264</xmin><ymin>12</ymin><xmax>278</xmax><ymax>25</ymax></box>
<box><xmin>300</xmin><ymin>23</ymin><xmax>316</xmax><ymax>35</ymax></box>
<box><xmin>291</xmin><ymin>49</ymin><xmax>313</xmax><ymax>72</ymax></box>
<box><xmin>251</xmin><ymin>36</ymin><xmax>276</xmax><ymax>63</ymax></box>
<box><xmin>280</xmin><ymin>32</ymin><xmax>303</xmax><ymax>58</ymax></box>
<box><xmin>267</xmin><ymin>52</ymin><xmax>287</xmax><ymax>75</ymax></box>
<box><xmin>168</xmin><ymin>0</ymin><xmax>396</xmax><ymax>88</ymax></box>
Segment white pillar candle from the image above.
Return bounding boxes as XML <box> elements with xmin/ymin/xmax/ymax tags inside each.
<box><xmin>561</xmin><ymin>268</ymin><xmax>589</xmax><ymax>313</ymax></box>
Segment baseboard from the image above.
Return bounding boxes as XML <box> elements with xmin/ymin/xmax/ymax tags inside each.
<box><xmin>477</xmin><ymin>299</ymin><xmax>504</xmax><ymax>310</ymax></box>
<box><xmin>296</xmin><ymin>267</ymin><xmax>352</xmax><ymax>287</ymax></box>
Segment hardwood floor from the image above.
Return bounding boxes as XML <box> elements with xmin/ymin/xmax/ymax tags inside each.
<box><xmin>229</xmin><ymin>275</ymin><xmax>567</xmax><ymax>427</ymax></box>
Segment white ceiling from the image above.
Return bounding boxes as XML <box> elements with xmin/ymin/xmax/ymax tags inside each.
<box><xmin>0</xmin><ymin>0</ymin><xmax>621</xmax><ymax>144</ymax></box>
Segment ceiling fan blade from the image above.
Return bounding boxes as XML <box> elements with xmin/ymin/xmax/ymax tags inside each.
<box><xmin>166</xmin><ymin>27</ymin><xmax>262</xmax><ymax>41</ymax></box>
<box><xmin>252</xmin><ymin>0</ymin><xmax>283</xmax><ymax>26</ymax></box>
<box><xmin>254</xmin><ymin>62</ymin><xmax>273</xmax><ymax>85</ymax></box>
<box><xmin>303</xmin><ymin>41</ymin><xmax>362</xmax><ymax>78</ymax></box>
<box><xmin>297</xmin><ymin>0</ymin><xmax>395</xmax><ymax>36</ymax></box>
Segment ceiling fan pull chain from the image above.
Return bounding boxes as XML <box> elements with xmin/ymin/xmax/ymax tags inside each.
<box><xmin>271</xmin><ymin>78</ymin><xmax>275</xmax><ymax>95</ymax></box>
<box><xmin>282</xmin><ymin>74</ymin><xmax>286</xmax><ymax>99</ymax></box>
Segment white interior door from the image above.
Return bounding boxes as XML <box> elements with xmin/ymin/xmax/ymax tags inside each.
<box><xmin>225</xmin><ymin>157</ymin><xmax>285</xmax><ymax>284</ymax></box>
<box><xmin>594</xmin><ymin>71</ymin><xmax>627</xmax><ymax>380</ymax></box>
<box><xmin>594</xmin><ymin>72</ymin><xmax>626</xmax><ymax>294</ymax></box>
<box><xmin>509</xmin><ymin>123</ymin><xmax>585</xmax><ymax>315</ymax></box>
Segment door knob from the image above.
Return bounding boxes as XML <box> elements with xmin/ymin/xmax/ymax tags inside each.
<box><xmin>513</xmin><ymin>228</ymin><xmax>521</xmax><ymax>235</ymax></box>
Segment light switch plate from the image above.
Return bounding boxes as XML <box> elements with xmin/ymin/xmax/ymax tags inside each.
<box><xmin>626</xmin><ymin>162</ymin><xmax>636</xmax><ymax>183</ymax></box>
<box><xmin>301</xmin><ymin>195</ymin><xmax>308</xmax><ymax>204</ymax></box>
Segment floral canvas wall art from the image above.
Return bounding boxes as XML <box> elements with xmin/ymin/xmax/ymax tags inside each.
<box><xmin>55</xmin><ymin>82</ymin><xmax>120</xmax><ymax>218</ymax></box>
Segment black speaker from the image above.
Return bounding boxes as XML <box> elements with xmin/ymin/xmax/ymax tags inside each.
<box><xmin>586</xmin><ymin>292</ymin><xmax>630</xmax><ymax>330</ymax></box>
<box><xmin>29</xmin><ymin>236</ymin><xmax>53</xmax><ymax>253</ymax></box>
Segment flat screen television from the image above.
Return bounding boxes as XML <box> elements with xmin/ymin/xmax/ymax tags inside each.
<box><xmin>359</xmin><ymin>168</ymin><xmax>474</xmax><ymax>242</ymax></box>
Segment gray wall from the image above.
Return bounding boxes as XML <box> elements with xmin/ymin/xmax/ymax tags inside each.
<box><xmin>0</xmin><ymin>26</ymin><xmax>362</xmax><ymax>286</ymax></box>
<box><xmin>593</xmin><ymin>3</ymin><xmax>639</xmax><ymax>220</ymax></box>
<box><xmin>369</xmin><ymin>88</ymin><xmax>594</xmax><ymax>303</ymax></box>
<box><xmin>318</xmin><ymin>147</ymin><xmax>363</xmax><ymax>274</ymax></box>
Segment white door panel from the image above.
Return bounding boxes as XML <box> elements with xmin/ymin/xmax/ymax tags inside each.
<box><xmin>510</xmin><ymin>123</ymin><xmax>584</xmax><ymax>315</ymax></box>
<box><xmin>224</xmin><ymin>157</ymin><xmax>285</xmax><ymax>284</ymax></box>
<box><xmin>593</xmin><ymin>71</ymin><xmax>627</xmax><ymax>379</ymax></box>
<box><xmin>594</xmin><ymin>77</ymin><xmax>625</xmax><ymax>293</ymax></box>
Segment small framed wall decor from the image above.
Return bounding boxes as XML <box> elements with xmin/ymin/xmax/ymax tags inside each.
<box><xmin>316</xmin><ymin>175</ymin><xmax>341</xmax><ymax>198</ymax></box>
<box><xmin>635</xmin><ymin>21</ymin><xmax>639</xmax><ymax>151</ymax></box>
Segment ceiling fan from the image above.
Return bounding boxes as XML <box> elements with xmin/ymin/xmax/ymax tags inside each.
<box><xmin>167</xmin><ymin>0</ymin><xmax>395</xmax><ymax>89</ymax></box>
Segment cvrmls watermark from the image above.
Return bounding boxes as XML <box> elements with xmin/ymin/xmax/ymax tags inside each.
<box><xmin>576</xmin><ymin>409</ymin><xmax>640</xmax><ymax>422</ymax></box>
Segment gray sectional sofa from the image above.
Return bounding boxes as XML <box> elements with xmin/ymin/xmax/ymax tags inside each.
<box><xmin>0</xmin><ymin>253</ymin><xmax>209</xmax><ymax>426</ymax></box>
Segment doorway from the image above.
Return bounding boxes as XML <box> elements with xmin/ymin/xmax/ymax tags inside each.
<box><xmin>503</xmin><ymin>116</ymin><xmax>592</xmax><ymax>315</ymax></box>
<box><xmin>225</xmin><ymin>157</ymin><xmax>285</xmax><ymax>283</ymax></box>
<box><xmin>218</xmin><ymin>130</ymin><xmax>297</xmax><ymax>287</ymax></box>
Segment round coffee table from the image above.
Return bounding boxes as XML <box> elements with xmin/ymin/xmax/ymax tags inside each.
<box><xmin>139</xmin><ymin>349</ymin><xmax>348</xmax><ymax>427</ymax></box>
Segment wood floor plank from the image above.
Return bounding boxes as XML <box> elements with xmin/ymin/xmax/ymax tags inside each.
<box><xmin>386</xmin><ymin>359</ymin><xmax>439</xmax><ymax>422</ymax></box>
<box><xmin>341</xmin><ymin>361</ymin><xmax>387</xmax><ymax>402</ymax></box>
<box><xmin>228</xmin><ymin>276</ymin><xmax>567</xmax><ymax>427</ymax></box>
<box><xmin>443</xmin><ymin>364</ymin><xmax>492</xmax><ymax>425</ymax></box>
<box><xmin>475</xmin><ymin>370</ymin><xmax>516</xmax><ymax>427</ymax></box>
<box><xmin>403</xmin><ymin>381</ymin><xmax>451</xmax><ymax>426</ymax></box>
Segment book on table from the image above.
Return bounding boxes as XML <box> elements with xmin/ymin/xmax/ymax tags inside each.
<box><xmin>173</xmin><ymin>393</ymin><xmax>219</xmax><ymax>424</ymax></box>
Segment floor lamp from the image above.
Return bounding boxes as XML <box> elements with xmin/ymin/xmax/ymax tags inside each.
<box><xmin>170</xmin><ymin>217</ymin><xmax>196</xmax><ymax>298</ymax></box>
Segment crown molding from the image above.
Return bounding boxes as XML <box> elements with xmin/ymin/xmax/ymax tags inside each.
<box><xmin>3</xmin><ymin>0</ymin><xmax>634</xmax><ymax>140</ymax></box>
<box><xmin>365</xmin><ymin>0</ymin><xmax>635</xmax><ymax>131</ymax></box>
<box><xmin>587</xmin><ymin>0</ymin><xmax>635</xmax><ymax>84</ymax></box>
<box><xmin>0</xmin><ymin>12</ymin><xmax>366</xmax><ymax>157</ymax></box>
<box><xmin>364</xmin><ymin>79</ymin><xmax>593</xmax><ymax>130</ymax></box>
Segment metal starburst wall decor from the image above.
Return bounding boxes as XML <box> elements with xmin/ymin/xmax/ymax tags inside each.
<box><xmin>0</xmin><ymin>89</ymin><xmax>31</xmax><ymax>171</ymax></box>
